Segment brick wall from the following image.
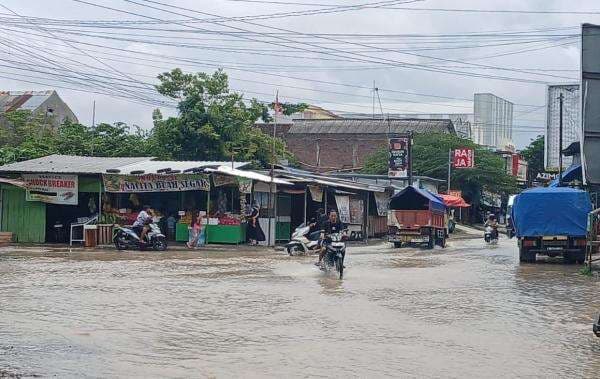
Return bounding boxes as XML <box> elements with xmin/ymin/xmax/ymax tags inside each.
<box><xmin>285</xmin><ymin>134</ymin><xmax>388</xmax><ymax>172</ymax></box>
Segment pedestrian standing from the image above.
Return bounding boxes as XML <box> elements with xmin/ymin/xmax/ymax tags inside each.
<box><xmin>187</xmin><ymin>211</ymin><xmax>205</xmax><ymax>249</ymax></box>
<box><xmin>166</xmin><ymin>214</ymin><xmax>177</xmax><ymax>241</ymax></box>
<box><xmin>246</xmin><ymin>201</ymin><xmax>265</xmax><ymax>245</ymax></box>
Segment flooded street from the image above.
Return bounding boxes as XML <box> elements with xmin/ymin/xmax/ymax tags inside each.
<box><xmin>1</xmin><ymin>237</ymin><xmax>599</xmax><ymax>378</ymax></box>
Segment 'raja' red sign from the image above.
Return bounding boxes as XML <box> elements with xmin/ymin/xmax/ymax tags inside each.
<box><xmin>453</xmin><ymin>148</ymin><xmax>475</xmax><ymax>168</ymax></box>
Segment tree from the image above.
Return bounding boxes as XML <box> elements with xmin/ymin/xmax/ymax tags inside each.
<box><xmin>520</xmin><ymin>135</ymin><xmax>544</xmax><ymax>183</ymax></box>
<box><xmin>152</xmin><ymin>68</ymin><xmax>294</xmax><ymax>166</ymax></box>
<box><xmin>362</xmin><ymin>132</ymin><xmax>517</xmax><ymax>207</ymax></box>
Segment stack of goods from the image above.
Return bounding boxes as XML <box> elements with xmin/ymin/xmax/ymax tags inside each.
<box><xmin>179</xmin><ymin>212</ymin><xmax>193</xmax><ymax>225</ymax></box>
<box><xmin>218</xmin><ymin>214</ymin><xmax>241</xmax><ymax>225</ymax></box>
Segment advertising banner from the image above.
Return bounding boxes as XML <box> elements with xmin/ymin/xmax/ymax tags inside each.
<box><xmin>448</xmin><ymin>190</ymin><xmax>462</xmax><ymax>198</ymax></box>
<box><xmin>24</xmin><ymin>173</ymin><xmax>78</xmax><ymax>205</ymax></box>
<box><xmin>308</xmin><ymin>185</ymin><xmax>323</xmax><ymax>202</ymax></box>
<box><xmin>103</xmin><ymin>173</ymin><xmax>210</xmax><ymax>193</ymax></box>
<box><xmin>374</xmin><ymin>192</ymin><xmax>388</xmax><ymax>216</ymax></box>
<box><xmin>238</xmin><ymin>178</ymin><xmax>252</xmax><ymax>194</ymax></box>
<box><xmin>334</xmin><ymin>195</ymin><xmax>351</xmax><ymax>223</ymax></box>
<box><xmin>349</xmin><ymin>198</ymin><xmax>364</xmax><ymax>225</ymax></box>
<box><xmin>212</xmin><ymin>174</ymin><xmax>237</xmax><ymax>187</ymax></box>
<box><xmin>388</xmin><ymin>137</ymin><xmax>410</xmax><ymax>177</ymax></box>
<box><xmin>453</xmin><ymin>148</ymin><xmax>475</xmax><ymax>168</ymax></box>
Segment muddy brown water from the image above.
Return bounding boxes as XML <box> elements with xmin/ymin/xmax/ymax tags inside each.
<box><xmin>1</xmin><ymin>238</ymin><xmax>599</xmax><ymax>378</ymax></box>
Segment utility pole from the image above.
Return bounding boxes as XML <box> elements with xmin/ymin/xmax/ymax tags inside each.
<box><xmin>447</xmin><ymin>149</ymin><xmax>452</xmax><ymax>193</ymax></box>
<box><xmin>372</xmin><ymin>80</ymin><xmax>376</xmax><ymax>119</ymax></box>
<box><xmin>92</xmin><ymin>100</ymin><xmax>96</xmax><ymax>127</ymax></box>
<box><xmin>268</xmin><ymin>91</ymin><xmax>279</xmax><ymax>247</ymax></box>
<box><xmin>558</xmin><ymin>93</ymin><xmax>564</xmax><ymax>185</ymax></box>
<box><xmin>408</xmin><ymin>132</ymin><xmax>414</xmax><ymax>186</ymax></box>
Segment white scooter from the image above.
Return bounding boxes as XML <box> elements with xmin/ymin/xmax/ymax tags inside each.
<box><xmin>285</xmin><ymin>223</ymin><xmax>321</xmax><ymax>256</ymax></box>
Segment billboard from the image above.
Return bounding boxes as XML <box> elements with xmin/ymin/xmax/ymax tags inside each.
<box><xmin>453</xmin><ymin>148</ymin><xmax>474</xmax><ymax>168</ymax></box>
<box><xmin>23</xmin><ymin>174</ymin><xmax>78</xmax><ymax>205</ymax></box>
<box><xmin>545</xmin><ymin>84</ymin><xmax>580</xmax><ymax>171</ymax></box>
<box><xmin>582</xmin><ymin>24</ymin><xmax>600</xmax><ymax>184</ymax></box>
<box><xmin>103</xmin><ymin>173</ymin><xmax>210</xmax><ymax>193</ymax></box>
<box><xmin>388</xmin><ymin>137</ymin><xmax>410</xmax><ymax>177</ymax></box>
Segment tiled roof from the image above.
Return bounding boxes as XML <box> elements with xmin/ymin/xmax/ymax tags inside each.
<box><xmin>288</xmin><ymin>118</ymin><xmax>455</xmax><ymax>134</ymax></box>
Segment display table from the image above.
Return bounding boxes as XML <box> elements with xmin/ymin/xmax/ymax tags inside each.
<box><xmin>205</xmin><ymin>224</ymin><xmax>246</xmax><ymax>244</ymax></box>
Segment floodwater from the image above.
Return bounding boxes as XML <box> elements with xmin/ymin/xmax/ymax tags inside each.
<box><xmin>1</xmin><ymin>237</ymin><xmax>599</xmax><ymax>378</ymax></box>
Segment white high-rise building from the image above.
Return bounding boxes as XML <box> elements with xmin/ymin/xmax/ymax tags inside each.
<box><xmin>473</xmin><ymin>93</ymin><xmax>514</xmax><ymax>149</ymax></box>
<box><xmin>545</xmin><ymin>84</ymin><xmax>580</xmax><ymax>171</ymax></box>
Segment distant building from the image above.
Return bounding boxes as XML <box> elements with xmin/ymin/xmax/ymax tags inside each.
<box><xmin>260</xmin><ymin>118</ymin><xmax>455</xmax><ymax>172</ymax></box>
<box><xmin>545</xmin><ymin>84</ymin><xmax>580</xmax><ymax>171</ymax></box>
<box><xmin>344</xmin><ymin>113</ymin><xmax>473</xmax><ymax>139</ymax></box>
<box><xmin>0</xmin><ymin>90</ymin><xmax>78</xmax><ymax>126</ymax></box>
<box><xmin>473</xmin><ymin>93</ymin><xmax>514</xmax><ymax>149</ymax></box>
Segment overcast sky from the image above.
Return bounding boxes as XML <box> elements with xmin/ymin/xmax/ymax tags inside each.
<box><xmin>0</xmin><ymin>0</ymin><xmax>597</xmax><ymax>148</ymax></box>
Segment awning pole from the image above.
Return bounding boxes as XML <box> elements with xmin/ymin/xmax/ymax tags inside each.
<box><xmin>303</xmin><ymin>186</ymin><xmax>307</xmax><ymax>224</ymax></box>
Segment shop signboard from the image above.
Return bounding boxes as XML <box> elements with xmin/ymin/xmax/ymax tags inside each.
<box><xmin>308</xmin><ymin>185</ymin><xmax>323</xmax><ymax>202</ymax></box>
<box><xmin>334</xmin><ymin>195</ymin><xmax>351</xmax><ymax>223</ymax></box>
<box><xmin>23</xmin><ymin>173</ymin><xmax>78</xmax><ymax>205</ymax></box>
<box><xmin>103</xmin><ymin>173</ymin><xmax>210</xmax><ymax>193</ymax></box>
<box><xmin>213</xmin><ymin>174</ymin><xmax>237</xmax><ymax>187</ymax></box>
<box><xmin>238</xmin><ymin>178</ymin><xmax>252</xmax><ymax>194</ymax></box>
<box><xmin>374</xmin><ymin>192</ymin><xmax>388</xmax><ymax>216</ymax></box>
<box><xmin>448</xmin><ymin>190</ymin><xmax>462</xmax><ymax>198</ymax></box>
<box><xmin>388</xmin><ymin>137</ymin><xmax>410</xmax><ymax>177</ymax></box>
<box><xmin>453</xmin><ymin>148</ymin><xmax>475</xmax><ymax>168</ymax></box>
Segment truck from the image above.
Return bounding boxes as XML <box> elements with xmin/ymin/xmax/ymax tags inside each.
<box><xmin>388</xmin><ymin>185</ymin><xmax>447</xmax><ymax>249</ymax></box>
<box><xmin>511</xmin><ymin>187</ymin><xmax>592</xmax><ymax>263</ymax></box>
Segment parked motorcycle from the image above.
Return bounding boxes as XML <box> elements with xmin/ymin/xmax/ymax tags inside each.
<box><xmin>320</xmin><ymin>232</ymin><xmax>347</xmax><ymax>279</ymax></box>
<box><xmin>113</xmin><ymin>223</ymin><xmax>168</xmax><ymax>251</ymax></box>
<box><xmin>285</xmin><ymin>223</ymin><xmax>321</xmax><ymax>256</ymax></box>
<box><xmin>484</xmin><ymin>225</ymin><xmax>499</xmax><ymax>245</ymax></box>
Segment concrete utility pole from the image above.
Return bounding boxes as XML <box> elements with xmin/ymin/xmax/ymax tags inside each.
<box><xmin>447</xmin><ymin>149</ymin><xmax>452</xmax><ymax>193</ymax></box>
<box><xmin>559</xmin><ymin>93</ymin><xmax>564</xmax><ymax>185</ymax></box>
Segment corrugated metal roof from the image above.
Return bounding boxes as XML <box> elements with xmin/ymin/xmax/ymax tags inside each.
<box><xmin>115</xmin><ymin>160</ymin><xmax>249</xmax><ymax>174</ymax></box>
<box><xmin>0</xmin><ymin>90</ymin><xmax>53</xmax><ymax>112</ymax></box>
<box><xmin>288</xmin><ymin>118</ymin><xmax>454</xmax><ymax>134</ymax></box>
<box><xmin>206</xmin><ymin>166</ymin><xmax>294</xmax><ymax>185</ymax></box>
<box><xmin>0</xmin><ymin>155</ymin><xmax>152</xmax><ymax>174</ymax></box>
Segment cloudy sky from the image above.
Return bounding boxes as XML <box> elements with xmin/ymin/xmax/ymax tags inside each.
<box><xmin>0</xmin><ymin>0</ymin><xmax>597</xmax><ymax>148</ymax></box>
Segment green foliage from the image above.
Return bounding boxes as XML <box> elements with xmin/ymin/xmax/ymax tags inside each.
<box><xmin>521</xmin><ymin>135</ymin><xmax>544</xmax><ymax>181</ymax></box>
<box><xmin>362</xmin><ymin>132</ymin><xmax>518</xmax><ymax>203</ymax></box>
<box><xmin>152</xmin><ymin>68</ymin><xmax>293</xmax><ymax>166</ymax></box>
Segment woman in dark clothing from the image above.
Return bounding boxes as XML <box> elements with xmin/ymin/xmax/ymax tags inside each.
<box><xmin>247</xmin><ymin>202</ymin><xmax>266</xmax><ymax>245</ymax></box>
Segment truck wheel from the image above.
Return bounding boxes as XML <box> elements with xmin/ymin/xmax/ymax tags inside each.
<box><xmin>427</xmin><ymin>230</ymin><xmax>435</xmax><ymax>250</ymax></box>
<box><xmin>565</xmin><ymin>250</ymin><xmax>586</xmax><ymax>264</ymax></box>
<box><xmin>519</xmin><ymin>247</ymin><xmax>536</xmax><ymax>263</ymax></box>
<box><xmin>393</xmin><ymin>242</ymin><xmax>402</xmax><ymax>248</ymax></box>
<box><xmin>576</xmin><ymin>249</ymin><xmax>586</xmax><ymax>264</ymax></box>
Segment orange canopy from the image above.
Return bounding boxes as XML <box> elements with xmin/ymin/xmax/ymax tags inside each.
<box><xmin>439</xmin><ymin>194</ymin><xmax>470</xmax><ymax>208</ymax></box>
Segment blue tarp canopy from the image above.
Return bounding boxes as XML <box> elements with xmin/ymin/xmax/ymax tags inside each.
<box><xmin>548</xmin><ymin>164</ymin><xmax>582</xmax><ymax>187</ymax></box>
<box><xmin>512</xmin><ymin>187</ymin><xmax>592</xmax><ymax>237</ymax></box>
<box><xmin>390</xmin><ymin>185</ymin><xmax>446</xmax><ymax>213</ymax></box>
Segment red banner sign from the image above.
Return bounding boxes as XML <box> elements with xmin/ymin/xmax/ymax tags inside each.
<box><xmin>453</xmin><ymin>148</ymin><xmax>475</xmax><ymax>168</ymax></box>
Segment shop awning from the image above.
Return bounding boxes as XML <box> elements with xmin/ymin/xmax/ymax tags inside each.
<box><xmin>439</xmin><ymin>194</ymin><xmax>470</xmax><ymax>208</ymax></box>
<box><xmin>205</xmin><ymin>166</ymin><xmax>294</xmax><ymax>186</ymax></box>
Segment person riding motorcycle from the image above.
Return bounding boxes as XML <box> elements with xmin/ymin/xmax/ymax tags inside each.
<box><xmin>315</xmin><ymin>210</ymin><xmax>345</xmax><ymax>266</ymax></box>
<box><xmin>133</xmin><ymin>205</ymin><xmax>153</xmax><ymax>243</ymax></box>
<box><xmin>485</xmin><ymin>214</ymin><xmax>499</xmax><ymax>239</ymax></box>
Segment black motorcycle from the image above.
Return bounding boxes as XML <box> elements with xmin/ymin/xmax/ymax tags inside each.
<box><xmin>113</xmin><ymin>223</ymin><xmax>167</xmax><ymax>251</ymax></box>
<box><xmin>594</xmin><ymin>313</ymin><xmax>600</xmax><ymax>337</ymax></box>
<box><xmin>320</xmin><ymin>232</ymin><xmax>347</xmax><ymax>279</ymax></box>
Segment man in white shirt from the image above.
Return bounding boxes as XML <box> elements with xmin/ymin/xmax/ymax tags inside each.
<box><xmin>133</xmin><ymin>205</ymin><xmax>152</xmax><ymax>243</ymax></box>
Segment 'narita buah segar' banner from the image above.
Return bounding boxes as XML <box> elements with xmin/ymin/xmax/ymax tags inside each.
<box><xmin>103</xmin><ymin>173</ymin><xmax>210</xmax><ymax>193</ymax></box>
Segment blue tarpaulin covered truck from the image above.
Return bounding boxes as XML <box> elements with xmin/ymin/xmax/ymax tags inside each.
<box><xmin>512</xmin><ymin>187</ymin><xmax>592</xmax><ymax>263</ymax></box>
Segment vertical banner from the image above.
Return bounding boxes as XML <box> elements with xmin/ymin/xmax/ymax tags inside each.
<box><xmin>334</xmin><ymin>195</ymin><xmax>351</xmax><ymax>223</ymax></box>
<box><xmin>238</xmin><ymin>178</ymin><xmax>252</xmax><ymax>194</ymax></box>
<box><xmin>374</xmin><ymin>192</ymin><xmax>389</xmax><ymax>216</ymax></box>
<box><xmin>308</xmin><ymin>185</ymin><xmax>323</xmax><ymax>202</ymax></box>
<box><xmin>453</xmin><ymin>148</ymin><xmax>475</xmax><ymax>168</ymax></box>
<box><xmin>388</xmin><ymin>137</ymin><xmax>410</xmax><ymax>177</ymax></box>
<box><xmin>349</xmin><ymin>198</ymin><xmax>364</xmax><ymax>225</ymax></box>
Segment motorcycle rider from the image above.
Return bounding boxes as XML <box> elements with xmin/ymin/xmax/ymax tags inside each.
<box><xmin>315</xmin><ymin>210</ymin><xmax>345</xmax><ymax>266</ymax></box>
<box><xmin>133</xmin><ymin>205</ymin><xmax>153</xmax><ymax>243</ymax></box>
<box><xmin>485</xmin><ymin>213</ymin><xmax>499</xmax><ymax>239</ymax></box>
<box><xmin>308</xmin><ymin>208</ymin><xmax>327</xmax><ymax>240</ymax></box>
